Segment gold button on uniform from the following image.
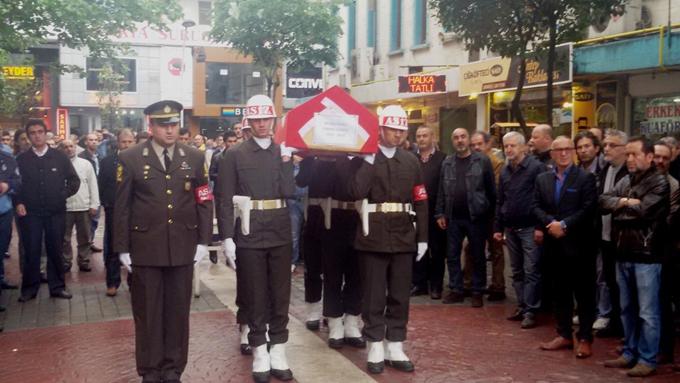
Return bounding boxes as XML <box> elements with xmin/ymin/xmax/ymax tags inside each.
<box><xmin>166</xmin><ymin>175</ymin><xmax>171</xmax><ymax>179</ymax></box>
<box><xmin>168</xmin><ymin>204</ymin><xmax>173</xmax><ymax>209</ymax></box>
<box><xmin>168</xmin><ymin>219</ymin><xmax>173</xmax><ymax>224</ymax></box>
<box><xmin>166</xmin><ymin>190</ymin><xmax>172</xmax><ymax>195</ymax></box>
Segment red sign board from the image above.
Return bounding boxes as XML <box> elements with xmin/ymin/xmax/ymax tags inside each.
<box><xmin>398</xmin><ymin>75</ymin><xmax>446</xmax><ymax>93</ymax></box>
<box><xmin>284</xmin><ymin>86</ymin><xmax>378</xmax><ymax>154</ymax></box>
<box><xmin>56</xmin><ymin>108</ymin><xmax>69</xmax><ymax>140</ymax></box>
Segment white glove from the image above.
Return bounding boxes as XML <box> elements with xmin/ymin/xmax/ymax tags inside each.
<box><xmin>194</xmin><ymin>244</ymin><xmax>209</xmax><ymax>264</ymax></box>
<box><xmin>362</xmin><ymin>153</ymin><xmax>376</xmax><ymax>165</ymax></box>
<box><xmin>280</xmin><ymin>142</ymin><xmax>297</xmax><ymax>158</ymax></box>
<box><xmin>119</xmin><ymin>252</ymin><xmax>132</xmax><ymax>272</ymax></box>
<box><xmin>223</xmin><ymin>238</ymin><xmax>237</xmax><ymax>270</ymax></box>
<box><xmin>416</xmin><ymin>242</ymin><xmax>428</xmax><ymax>262</ymax></box>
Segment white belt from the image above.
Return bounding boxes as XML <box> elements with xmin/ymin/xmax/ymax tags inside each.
<box><xmin>251</xmin><ymin>199</ymin><xmax>287</xmax><ymax>210</ymax></box>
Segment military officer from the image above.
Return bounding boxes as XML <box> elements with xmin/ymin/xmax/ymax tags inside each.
<box><xmin>113</xmin><ymin>100</ymin><xmax>213</xmax><ymax>383</ymax></box>
<box><xmin>349</xmin><ymin>105</ymin><xmax>428</xmax><ymax>374</ymax></box>
<box><xmin>219</xmin><ymin>94</ymin><xmax>296</xmax><ymax>383</ymax></box>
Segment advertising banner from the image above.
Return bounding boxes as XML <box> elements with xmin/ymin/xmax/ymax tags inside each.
<box><xmin>398</xmin><ymin>75</ymin><xmax>446</xmax><ymax>93</ymax></box>
<box><xmin>56</xmin><ymin>108</ymin><xmax>69</xmax><ymax>140</ymax></box>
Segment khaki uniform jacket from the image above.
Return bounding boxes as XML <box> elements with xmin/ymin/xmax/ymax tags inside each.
<box><xmin>350</xmin><ymin>148</ymin><xmax>428</xmax><ymax>253</ymax></box>
<box><xmin>113</xmin><ymin>141</ymin><xmax>213</xmax><ymax>267</ymax></box>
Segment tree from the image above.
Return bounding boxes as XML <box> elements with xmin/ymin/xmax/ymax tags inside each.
<box><xmin>0</xmin><ymin>74</ymin><xmax>44</xmax><ymax>123</ymax></box>
<box><xmin>210</xmin><ymin>0</ymin><xmax>342</xmax><ymax>99</ymax></box>
<box><xmin>95</xmin><ymin>63</ymin><xmax>127</xmax><ymax>131</ymax></box>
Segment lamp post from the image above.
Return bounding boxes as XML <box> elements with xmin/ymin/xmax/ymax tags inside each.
<box><xmin>180</xmin><ymin>19</ymin><xmax>196</xmax><ymax>128</ymax></box>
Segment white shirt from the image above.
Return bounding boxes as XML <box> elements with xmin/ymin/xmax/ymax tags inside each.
<box><xmin>253</xmin><ymin>136</ymin><xmax>272</xmax><ymax>149</ymax></box>
<box><xmin>378</xmin><ymin>144</ymin><xmax>396</xmax><ymax>159</ymax></box>
<box><xmin>32</xmin><ymin>145</ymin><xmax>48</xmax><ymax>157</ymax></box>
<box><xmin>66</xmin><ymin>156</ymin><xmax>100</xmax><ymax>212</ymax></box>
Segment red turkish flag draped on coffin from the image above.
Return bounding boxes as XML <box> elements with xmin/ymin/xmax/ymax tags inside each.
<box><xmin>282</xmin><ymin>86</ymin><xmax>379</xmax><ymax>154</ymax></box>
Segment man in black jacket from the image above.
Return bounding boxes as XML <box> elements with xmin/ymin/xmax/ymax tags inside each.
<box><xmin>533</xmin><ymin>136</ymin><xmax>597</xmax><ymax>359</ymax></box>
<box><xmin>411</xmin><ymin>126</ymin><xmax>447</xmax><ymax>299</ymax></box>
<box><xmin>98</xmin><ymin>128</ymin><xmax>135</xmax><ymax>297</ymax></box>
<box><xmin>435</xmin><ymin>128</ymin><xmax>495</xmax><ymax>308</ymax></box>
<box><xmin>600</xmin><ymin>136</ymin><xmax>670</xmax><ymax>378</ymax></box>
<box><xmin>15</xmin><ymin>120</ymin><xmax>80</xmax><ymax>302</ymax></box>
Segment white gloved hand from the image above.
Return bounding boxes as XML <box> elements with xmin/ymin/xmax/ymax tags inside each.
<box><xmin>194</xmin><ymin>244</ymin><xmax>209</xmax><ymax>264</ymax></box>
<box><xmin>119</xmin><ymin>252</ymin><xmax>132</xmax><ymax>272</ymax></box>
<box><xmin>280</xmin><ymin>142</ymin><xmax>297</xmax><ymax>158</ymax></box>
<box><xmin>416</xmin><ymin>242</ymin><xmax>428</xmax><ymax>262</ymax></box>
<box><xmin>362</xmin><ymin>153</ymin><xmax>376</xmax><ymax>165</ymax></box>
<box><xmin>223</xmin><ymin>238</ymin><xmax>237</xmax><ymax>270</ymax></box>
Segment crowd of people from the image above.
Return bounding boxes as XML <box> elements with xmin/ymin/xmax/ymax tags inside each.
<box><xmin>0</xmin><ymin>94</ymin><xmax>679</xmax><ymax>382</ymax></box>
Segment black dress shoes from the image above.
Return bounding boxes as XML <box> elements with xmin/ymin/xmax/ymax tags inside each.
<box><xmin>305</xmin><ymin>319</ymin><xmax>320</xmax><ymax>331</ymax></box>
<box><xmin>430</xmin><ymin>290</ymin><xmax>442</xmax><ymax>300</ymax></box>
<box><xmin>209</xmin><ymin>252</ymin><xmax>218</xmax><ymax>264</ymax></box>
<box><xmin>18</xmin><ymin>293</ymin><xmax>37</xmax><ymax>302</ymax></box>
<box><xmin>344</xmin><ymin>336</ymin><xmax>366</xmax><ymax>349</ymax></box>
<box><xmin>328</xmin><ymin>337</ymin><xmax>344</xmax><ymax>349</ymax></box>
<box><xmin>410</xmin><ymin>285</ymin><xmax>428</xmax><ymax>296</ymax></box>
<box><xmin>252</xmin><ymin>371</ymin><xmax>270</xmax><ymax>383</ymax></box>
<box><xmin>386</xmin><ymin>359</ymin><xmax>415</xmax><ymax>372</ymax></box>
<box><xmin>240</xmin><ymin>343</ymin><xmax>252</xmax><ymax>355</ymax></box>
<box><xmin>79</xmin><ymin>266</ymin><xmax>92</xmax><ymax>272</ymax></box>
<box><xmin>90</xmin><ymin>245</ymin><xmax>103</xmax><ymax>252</ymax></box>
<box><xmin>367</xmin><ymin>361</ymin><xmax>384</xmax><ymax>374</ymax></box>
<box><xmin>50</xmin><ymin>290</ymin><xmax>73</xmax><ymax>299</ymax></box>
<box><xmin>1</xmin><ymin>281</ymin><xmax>18</xmax><ymax>289</ymax></box>
<box><xmin>506</xmin><ymin>308</ymin><xmax>524</xmax><ymax>321</ymax></box>
<box><xmin>270</xmin><ymin>368</ymin><xmax>293</xmax><ymax>381</ymax></box>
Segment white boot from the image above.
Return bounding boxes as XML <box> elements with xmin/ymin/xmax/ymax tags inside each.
<box><xmin>269</xmin><ymin>343</ymin><xmax>293</xmax><ymax>380</ymax></box>
<box><xmin>343</xmin><ymin>314</ymin><xmax>366</xmax><ymax>348</ymax></box>
<box><xmin>305</xmin><ymin>301</ymin><xmax>322</xmax><ymax>330</ymax></box>
<box><xmin>384</xmin><ymin>341</ymin><xmax>414</xmax><ymax>372</ymax></box>
<box><xmin>366</xmin><ymin>341</ymin><xmax>385</xmax><ymax>374</ymax></box>
<box><xmin>252</xmin><ymin>344</ymin><xmax>270</xmax><ymax>373</ymax></box>
<box><xmin>327</xmin><ymin>317</ymin><xmax>344</xmax><ymax>348</ymax></box>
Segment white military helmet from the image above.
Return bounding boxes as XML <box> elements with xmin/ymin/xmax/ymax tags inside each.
<box><xmin>378</xmin><ymin>105</ymin><xmax>408</xmax><ymax>130</ymax></box>
<box><xmin>245</xmin><ymin>94</ymin><xmax>276</xmax><ymax>120</ymax></box>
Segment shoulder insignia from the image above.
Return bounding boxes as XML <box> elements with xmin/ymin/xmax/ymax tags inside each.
<box><xmin>142</xmin><ymin>147</ymin><xmax>149</xmax><ymax>157</ymax></box>
<box><xmin>116</xmin><ymin>164</ymin><xmax>124</xmax><ymax>183</ymax></box>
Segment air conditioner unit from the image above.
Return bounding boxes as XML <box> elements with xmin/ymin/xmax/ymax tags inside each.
<box><xmin>588</xmin><ymin>0</ymin><xmax>645</xmax><ymax>37</ymax></box>
<box><xmin>370</xmin><ymin>64</ymin><xmax>388</xmax><ymax>81</ymax></box>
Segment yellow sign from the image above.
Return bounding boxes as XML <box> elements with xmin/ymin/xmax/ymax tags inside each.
<box><xmin>459</xmin><ymin>57</ymin><xmax>512</xmax><ymax>96</ymax></box>
<box><xmin>572</xmin><ymin>83</ymin><xmax>595</xmax><ymax>136</ymax></box>
<box><xmin>2</xmin><ymin>66</ymin><xmax>35</xmax><ymax>80</ymax></box>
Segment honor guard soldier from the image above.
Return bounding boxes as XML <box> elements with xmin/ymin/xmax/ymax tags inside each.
<box><xmin>296</xmin><ymin>156</ymin><xmax>365</xmax><ymax>348</ymax></box>
<box><xmin>349</xmin><ymin>105</ymin><xmax>428</xmax><ymax>374</ymax></box>
<box><xmin>113</xmin><ymin>100</ymin><xmax>213</xmax><ymax>383</ymax></box>
<box><xmin>219</xmin><ymin>94</ymin><xmax>296</xmax><ymax>383</ymax></box>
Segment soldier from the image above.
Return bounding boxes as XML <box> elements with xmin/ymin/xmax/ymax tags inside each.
<box><xmin>219</xmin><ymin>94</ymin><xmax>296</xmax><ymax>383</ymax></box>
<box><xmin>296</xmin><ymin>155</ymin><xmax>365</xmax><ymax>348</ymax></box>
<box><xmin>349</xmin><ymin>105</ymin><xmax>428</xmax><ymax>374</ymax></box>
<box><xmin>113</xmin><ymin>100</ymin><xmax>213</xmax><ymax>383</ymax></box>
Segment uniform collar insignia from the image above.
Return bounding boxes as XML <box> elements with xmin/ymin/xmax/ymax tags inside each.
<box><xmin>178</xmin><ymin>147</ymin><xmax>186</xmax><ymax>157</ymax></box>
<box><xmin>142</xmin><ymin>147</ymin><xmax>149</xmax><ymax>157</ymax></box>
<box><xmin>180</xmin><ymin>161</ymin><xmax>191</xmax><ymax>170</ymax></box>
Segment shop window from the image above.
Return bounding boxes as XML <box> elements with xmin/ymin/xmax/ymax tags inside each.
<box><xmin>198</xmin><ymin>1</ymin><xmax>212</xmax><ymax>25</ymax></box>
<box><xmin>413</xmin><ymin>0</ymin><xmax>427</xmax><ymax>46</ymax></box>
<box><xmin>86</xmin><ymin>58</ymin><xmax>136</xmax><ymax>92</ymax></box>
<box><xmin>390</xmin><ymin>0</ymin><xmax>402</xmax><ymax>51</ymax></box>
<box><xmin>367</xmin><ymin>0</ymin><xmax>377</xmax><ymax>48</ymax></box>
<box><xmin>205</xmin><ymin>62</ymin><xmax>266</xmax><ymax>105</ymax></box>
<box><xmin>347</xmin><ymin>2</ymin><xmax>356</xmax><ymax>59</ymax></box>
<box><xmin>633</xmin><ymin>95</ymin><xmax>680</xmax><ymax>138</ymax></box>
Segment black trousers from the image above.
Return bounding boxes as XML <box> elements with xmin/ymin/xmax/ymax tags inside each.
<box><xmin>359</xmin><ymin>251</ymin><xmax>413</xmax><ymax>342</ymax></box>
<box><xmin>547</xmin><ymin>239</ymin><xmax>596</xmax><ymax>342</ymax></box>
<box><xmin>601</xmin><ymin>240</ymin><xmax>622</xmax><ymax>332</ymax></box>
<box><xmin>238</xmin><ymin>244</ymin><xmax>292</xmax><ymax>347</ymax></box>
<box><xmin>322</xmin><ymin>210</ymin><xmax>361</xmax><ymax>318</ymax></box>
<box><xmin>660</xmin><ymin>258</ymin><xmax>677</xmax><ymax>357</ymax></box>
<box><xmin>18</xmin><ymin>213</ymin><xmax>66</xmax><ymax>296</ymax></box>
<box><xmin>235</xmin><ymin>255</ymin><xmax>250</xmax><ymax>325</ymax></box>
<box><xmin>302</xmin><ymin>207</ymin><xmax>323</xmax><ymax>303</ymax></box>
<box><xmin>103</xmin><ymin>207</ymin><xmax>121</xmax><ymax>289</ymax></box>
<box><xmin>412</xmin><ymin>223</ymin><xmax>447</xmax><ymax>292</ymax></box>
<box><xmin>131</xmin><ymin>264</ymin><xmax>193</xmax><ymax>382</ymax></box>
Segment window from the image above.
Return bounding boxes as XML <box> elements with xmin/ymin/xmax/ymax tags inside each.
<box><xmin>198</xmin><ymin>1</ymin><xmax>212</xmax><ymax>25</ymax></box>
<box><xmin>390</xmin><ymin>0</ymin><xmax>402</xmax><ymax>51</ymax></box>
<box><xmin>413</xmin><ymin>0</ymin><xmax>427</xmax><ymax>46</ymax></box>
<box><xmin>86</xmin><ymin>58</ymin><xmax>136</xmax><ymax>92</ymax></box>
<box><xmin>205</xmin><ymin>62</ymin><xmax>266</xmax><ymax>105</ymax></box>
<box><xmin>367</xmin><ymin>0</ymin><xmax>377</xmax><ymax>48</ymax></box>
<box><xmin>348</xmin><ymin>2</ymin><xmax>357</xmax><ymax>58</ymax></box>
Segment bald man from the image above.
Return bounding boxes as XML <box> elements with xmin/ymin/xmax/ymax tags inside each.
<box><xmin>529</xmin><ymin>124</ymin><xmax>554</xmax><ymax>167</ymax></box>
<box><xmin>533</xmin><ymin>136</ymin><xmax>598</xmax><ymax>358</ymax></box>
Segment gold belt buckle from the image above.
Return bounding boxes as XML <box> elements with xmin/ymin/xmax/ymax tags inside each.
<box><xmin>261</xmin><ymin>200</ymin><xmax>278</xmax><ymax>209</ymax></box>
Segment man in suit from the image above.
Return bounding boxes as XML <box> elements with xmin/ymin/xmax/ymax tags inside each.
<box><xmin>533</xmin><ymin>136</ymin><xmax>598</xmax><ymax>359</ymax></box>
<box><xmin>98</xmin><ymin>128</ymin><xmax>135</xmax><ymax>297</ymax></box>
<box><xmin>113</xmin><ymin>101</ymin><xmax>213</xmax><ymax>383</ymax></box>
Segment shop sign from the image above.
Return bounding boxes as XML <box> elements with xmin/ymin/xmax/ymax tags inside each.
<box><xmin>639</xmin><ymin>97</ymin><xmax>680</xmax><ymax>134</ymax></box>
<box><xmin>56</xmin><ymin>108</ymin><xmax>69</xmax><ymax>140</ymax></box>
<box><xmin>398</xmin><ymin>75</ymin><xmax>446</xmax><ymax>93</ymax></box>
<box><xmin>286</xmin><ymin>67</ymin><xmax>323</xmax><ymax>99</ymax></box>
<box><xmin>459</xmin><ymin>44</ymin><xmax>572</xmax><ymax>96</ymax></box>
<box><xmin>221</xmin><ymin>106</ymin><xmax>247</xmax><ymax>117</ymax></box>
<box><xmin>167</xmin><ymin>58</ymin><xmax>182</xmax><ymax>76</ymax></box>
<box><xmin>2</xmin><ymin>66</ymin><xmax>35</xmax><ymax>80</ymax></box>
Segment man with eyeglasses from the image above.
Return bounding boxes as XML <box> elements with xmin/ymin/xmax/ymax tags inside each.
<box><xmin>534</xmin><ymin>136</ymin><xmax>598</xmax><ymax>359</ymax></box>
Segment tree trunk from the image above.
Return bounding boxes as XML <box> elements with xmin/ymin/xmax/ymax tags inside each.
<box><xmin>511</xmin><ymin>54</ymin><xmax>528</xmax><ymax>131</ymax></box>
<box><xmin>545</xmin><ymin>14</ymin><xmax>557</xmax><ymax>126</ymax></box>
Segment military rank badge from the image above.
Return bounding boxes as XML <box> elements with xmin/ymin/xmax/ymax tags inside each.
<box><xmin>116</xmin><ymin>164</ymin><xmax>124</xmax><ymax>183</ymax></box>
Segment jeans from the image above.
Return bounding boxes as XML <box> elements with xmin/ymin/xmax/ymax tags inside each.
<box><xmin>446</xmin><ymin>218</ymin><xmax>487</xmax><ymax>294</ymax></box>
<box><xmin>596</xmin><ymin>249</ymin><xmax>612</xmax><ymax>318</ymax></box>
<box><xmin>287</xmin><ymin>198</ymin><xmax>304</xmax><ymax>265</ymax></box>
<box><xmin>504</xmin><ymin>226</ymin><xmax>541</xmax><ymax>314</ymax></box>
<box><xmin>617</xmin><ymin>261</ymin><xmax>662</xmax><ymax>368</ymax></box>
<box><xmin>0</xmin><ymin>211</ymin><xmax>13</xmax><ymax>284</ymax></box>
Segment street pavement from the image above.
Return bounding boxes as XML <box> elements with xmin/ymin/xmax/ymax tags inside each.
<box><xmin>1</xmin><ymin>224</ymin><xmax>679</xmax><ymax>382</ymax></box>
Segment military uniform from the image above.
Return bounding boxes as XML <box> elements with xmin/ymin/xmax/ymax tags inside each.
<box><xmin>113</xmin><ymin>101</ymin><xmax>213</xmax><ymax>382</ymax></box>
<box><xmin>218</xmin><ymin>137</ymin><xmax>295</xmax><ymax>348</ymax></box>
<box><xmin>349</xmin><ymin>148</ymin><xmax>428</xmax><ymax>342</ymax></box>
